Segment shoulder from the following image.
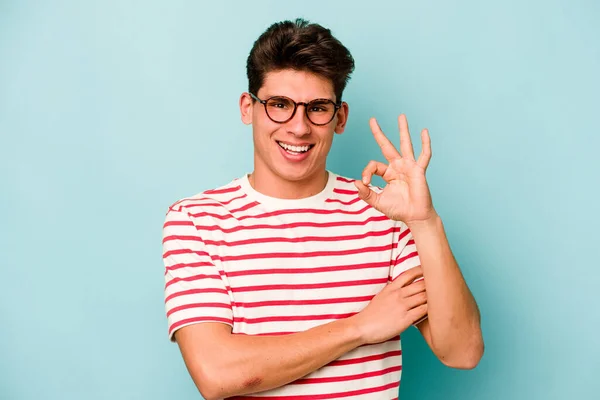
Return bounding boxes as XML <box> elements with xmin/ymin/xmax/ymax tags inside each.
<box><xmin>328</xmin><ymin>171</ymin><xmax>403</xmax><ymax>226</ymax></box>
<box><xmin>328</xmin><ymin>171</ymin><xmax>384</xmax><ymax>203</ymax></box>
<box><xmin>165</xmin><ymin>177</ymin><xmax>246</xmax><ymax>215</ymax></box>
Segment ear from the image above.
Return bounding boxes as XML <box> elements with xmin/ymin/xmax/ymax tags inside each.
<box><xmin>334</xmin><ymin>101</ymin><xmax>349</xmax><ymax>134</ymax></box>
<box><xmin>240</xmin><ymin>92</ymin><xmax>253</xmax><ymax>125</ymax></box>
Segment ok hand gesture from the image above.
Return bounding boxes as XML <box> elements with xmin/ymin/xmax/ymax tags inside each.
<box><xmin>355</xmin><ymin>114</ymin><xmax>437</xmax><ymax>224</ymax></box>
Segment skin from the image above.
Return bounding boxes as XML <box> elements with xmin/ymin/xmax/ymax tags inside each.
<box><xmin>175</xmin><ymin>69</ymin><xmax>484</xmax><ymax>400</ymax></box>
<box><xmin>239</xmin><ymin>69</ymin><xmax>349</xmax><ymax>199</ymax></box>
<box><xmin>355</xmin><ymin>115</ymin><xmax>484</xmax><ymax>368</ymax></box>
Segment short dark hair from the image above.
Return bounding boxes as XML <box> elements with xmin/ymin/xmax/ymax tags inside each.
<box><xmin>246</xmin><ymin>18</ymin><xmax>355</xmax><ymax>102</ymax></box>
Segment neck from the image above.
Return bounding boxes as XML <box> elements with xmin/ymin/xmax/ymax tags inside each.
<box><xmin>249</xmin><ymin>167</ymin><xmax>329</xmax><ymax>200</ymax></box>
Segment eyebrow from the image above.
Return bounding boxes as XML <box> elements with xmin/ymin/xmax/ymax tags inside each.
<box><xmin>262</xmin><ymin>93</ymin><xmax>336</xmax><ymax>102</ymax></box>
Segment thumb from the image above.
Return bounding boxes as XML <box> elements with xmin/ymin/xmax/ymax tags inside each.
<box><xmin>354</xmin><ymin>180</ymin><xmax>379</xmax><ymax>208</ymax></box>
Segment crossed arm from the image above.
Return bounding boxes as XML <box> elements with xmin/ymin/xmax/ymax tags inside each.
<box><xmin>175</xmin><ymin>267</ymin><xmax>428</xmax><ymax>400</ymax></box>
<box><xmin>174</xmin><ymin>217</ymin><xmax>483</xmax><ymax>400</ymax></box>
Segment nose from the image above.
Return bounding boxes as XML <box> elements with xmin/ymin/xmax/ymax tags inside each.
<box><xmin>286</xmin><ymin>103</ymin><xmax>311</xmax><ymax>137</ymax></box>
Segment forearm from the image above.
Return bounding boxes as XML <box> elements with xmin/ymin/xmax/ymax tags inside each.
<box><xmin>193</xmin><ymin>317</ymin><xmax>364</xmax><ymax>399</ymax></box>
<box><xmin>407</xmin><ymin>215</ymin><xmax>483</xmax><ymax>366</ymax></box>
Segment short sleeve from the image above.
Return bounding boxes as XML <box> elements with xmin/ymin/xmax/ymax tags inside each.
<box><xmin>162</xmin><ymin>207</ymin><xmax>233</xmax><ymax>341</ymax></box>
<box><xmin>389</xmin><ymin>222</ymin><xmax>427</xmax><ymax>325</ymax></box>
<box><xmin>389</xmin><ymin>221</ymin><xmax>422</xmax><ymax>281</ymax></box>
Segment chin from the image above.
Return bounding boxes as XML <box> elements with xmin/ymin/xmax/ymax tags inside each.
<box><xmin>274</xmin><ymin>164</ymin><xmax>319</xmax><ymax>183</ymax></box>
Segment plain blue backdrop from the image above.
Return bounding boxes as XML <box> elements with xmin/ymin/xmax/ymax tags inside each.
<box><xmin>1</xmin><ymin>1</ymin><xmax>598</xmax><ymax>399</ymax></box>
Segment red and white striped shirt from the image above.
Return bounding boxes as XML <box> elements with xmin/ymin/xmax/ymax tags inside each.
<box><xmin>163</xmin><ymin>171</ymin><xmax>421</xmax><ymax>399</ymax></box>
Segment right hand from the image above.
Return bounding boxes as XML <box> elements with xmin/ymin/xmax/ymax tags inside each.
<box><xmin>351</xmin><ymin>266</ymin><xmax>427</xmax><ymax>345</ymax></box>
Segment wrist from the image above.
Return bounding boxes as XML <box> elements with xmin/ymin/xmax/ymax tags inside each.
<box><xmin>345</xmin><ymin>314</ymin><xmax>367</xmax><ymax>346</ymax></box>
<box><xmin>405</xmin><ymin>213</ymin><xmax>441</xmax><ymax>231</ymax></box>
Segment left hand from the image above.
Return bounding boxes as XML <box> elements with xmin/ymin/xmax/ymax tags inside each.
<box><xmin>354</xmin><ymin>114</ymin><xmax>437</xmax><ymax>224</ymax></box>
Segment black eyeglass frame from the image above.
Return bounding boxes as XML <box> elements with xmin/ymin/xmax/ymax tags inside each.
<box><xmin>249</xmin><ymin>92</ymin><xmax>342</xmax><ymax>126</ymax></box>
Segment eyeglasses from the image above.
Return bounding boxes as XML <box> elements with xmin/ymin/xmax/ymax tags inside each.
<box><xmin>250</xmin><ymin>92</ymin><xmax>342</xmax><ymax>126</ymax></box>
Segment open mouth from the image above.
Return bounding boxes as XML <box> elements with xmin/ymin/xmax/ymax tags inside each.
<box><xmin>277</xmin><ymin>141</ymin><xmax>315</xmax><ymax>155</ymax></box>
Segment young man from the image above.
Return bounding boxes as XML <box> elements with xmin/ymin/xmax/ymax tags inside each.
<box><xmin>162</xmin><ymin>19</ymin><xmax>483</xmax><ymax>399</ymax></box>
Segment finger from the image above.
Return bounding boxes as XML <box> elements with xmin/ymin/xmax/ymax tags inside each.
<box><xmin>400</xmin><ymin>279</ymin><xmax>426</xmax><ymax>297</ymax></box>
<box><xmin>354</xmin><ymin>180</ymin><xmax>380</xmax><ymax>209</ymax></box>
<box><xmin>417</xmin><ymin>128</ymin><xmax>432</xmax><ymax>170</ymax></box>
<box><xmin>369</xmin><ymin>117</ymin><xmax>401</xmax><ymax>162</ymax></box>
<box><xmin>398</xmin><ymin>114</ymin><xmax>415</xmax><ymax>161</ymax></box>
<box><xmin>394</xmin><ymin>266</ymin><xmax>424</xmax><ymax>287</ymax></box>
<box><xmin>405</xmin><ymin>291</ymin><xmax>427</xmax><ymax>310</ymax></box>
<box><xmin>409</xmin><ymin>304</ymin><xmax>428</xmax><ymax>323</ymax></box>
<box><xmin>361</xmin><ymin>160</ymin><xmax>389</xmax><ymax>185</ymax></box>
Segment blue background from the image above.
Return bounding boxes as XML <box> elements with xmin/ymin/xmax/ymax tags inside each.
<box><xmin>1</xmin><ymin>1</ymin><xmax>598</xmax><ymax>399</ymax></box>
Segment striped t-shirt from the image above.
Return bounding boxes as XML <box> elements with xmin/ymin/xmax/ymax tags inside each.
<box><xmin>162</xmin><ymin>171</ymin><xmax>421</xmax><ymax>399</ymax></box>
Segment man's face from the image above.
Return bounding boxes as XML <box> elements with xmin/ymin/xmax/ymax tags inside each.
<box><xmin>240</xmin><ymin>69</ymin><xmax>348</xmax><ymax>183</ymax></box>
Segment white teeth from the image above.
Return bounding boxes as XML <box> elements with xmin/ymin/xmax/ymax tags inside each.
<box><xmin>278</xmin><ymin>141</ymin><xmax>310</xmax><ymax>153</ymax></box>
